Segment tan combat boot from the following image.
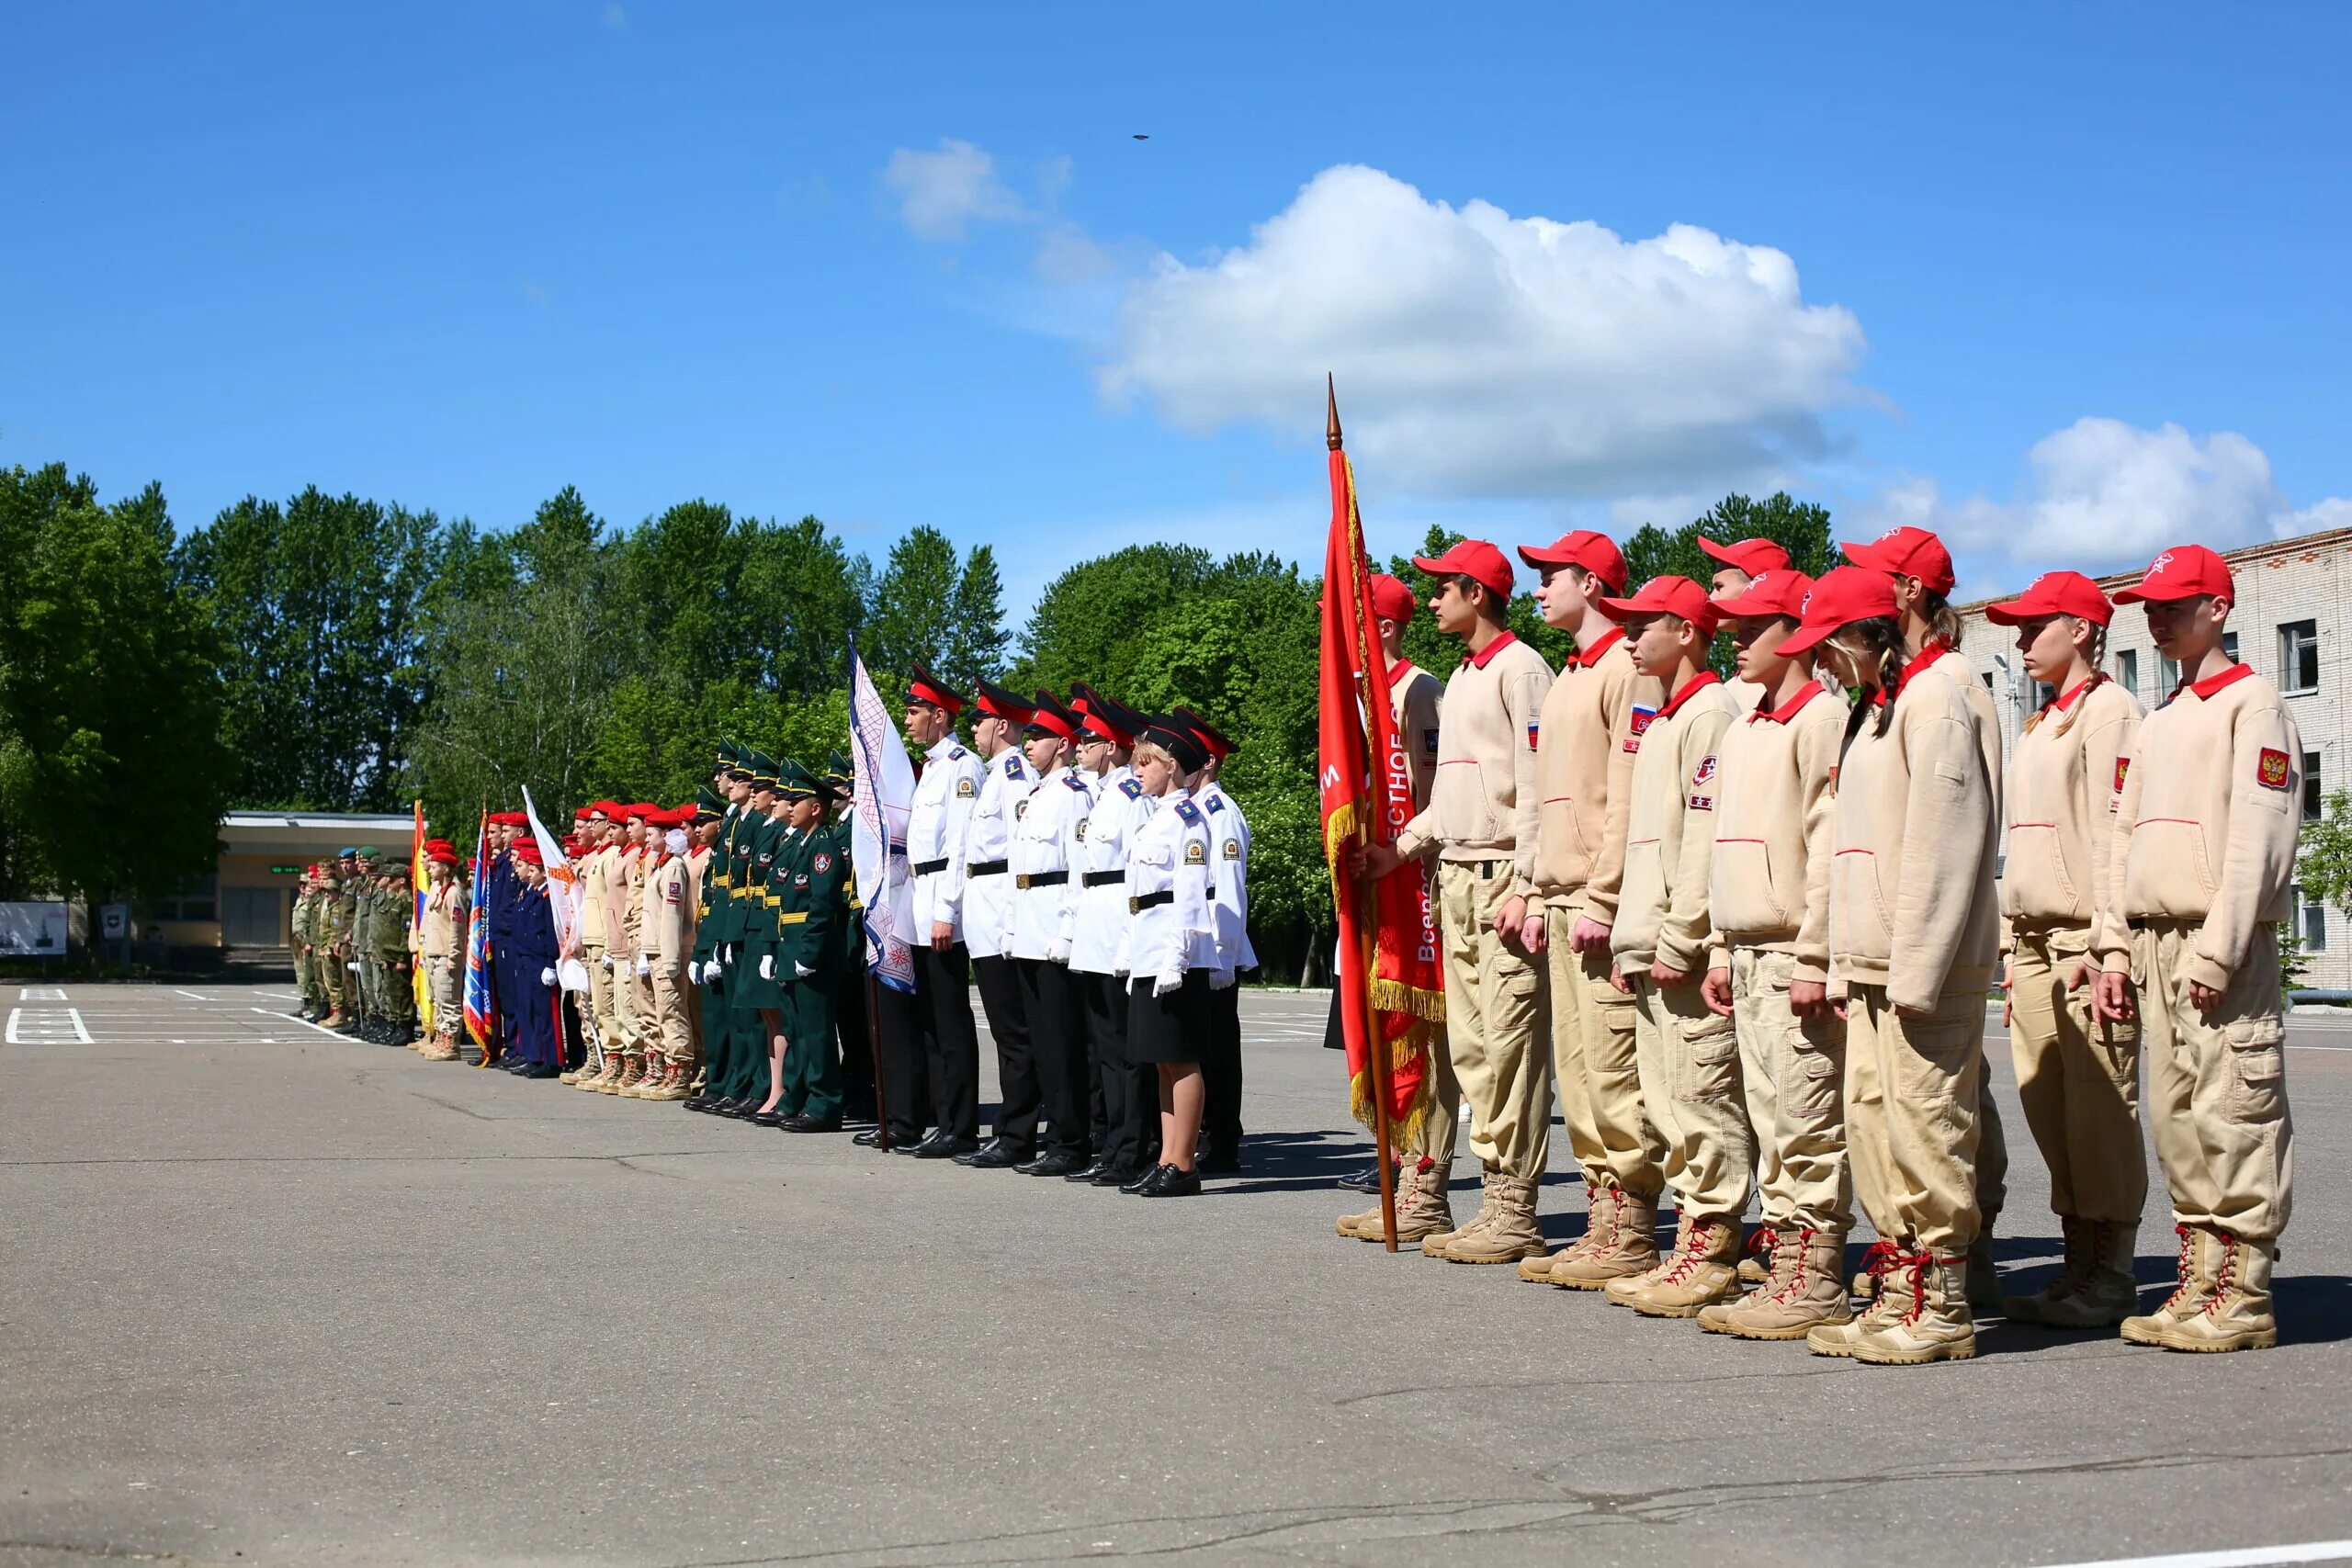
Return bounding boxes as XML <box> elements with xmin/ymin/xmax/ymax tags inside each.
<box><xmin>2001</xmin><ymin>1215</ymin><xmax>2088</xmax><ymax>1325</ymax></box>
<box><xmin>1336</xmin><ymin>1162</ymin><xmax>1407</xmax><ymax>1238</ymax></box>
<box><xmin>2120</xmin><ymin>1224</ymin><xmax>2216</xmax><ymax>1348</ymax></box>
<box><xmin>644</xmin><ymin>1062</ymin><xmax>691</xmax><ymax>1101</ymax></box>
<box><xmin>1706</xmin><ymin>1229</ymin><xmax>1854</xmax><ymax>1339</ymax></box>
<box><xmin>598</xmin><ymin>1055</ymin><xmax>641</xmax><ymax>1095</ymax></box>
<box><xmin>2129</xmin><ymin>1230</ymin><xmax>2277</xmax><ymax>1352</ymax></box>
<box><xmin>2027</xmin><ymin>1219</ymin><xmax>2142</xmax><ymax>1329</ymax></box>
<box><xmin>1521</xmin><ymin>1191</ymin><xmax>1610</xmax><ymax>1282</ymax></box>
<box><xmin>420</xmin><ymin>1032</ymin><xmax>459</xmax><ymax>1062</ymax></box>
<box><xmin>1849</xmin><ymin>1252</ymin><xmax>1976</xmax><ymax>1364</ymax></box>
<box><xmin>1421</xmin><ymin>1178</ymin><xmax>1497</xmax><ymax>1258</ymax></box>
<box><xmin>1966</xmin><ymin>1230</ymin><xmax>2001</xmax><ymax>1311</ymax></box>
<box><xmin>1443</xmin><ymin>1175</ymin><xmax>1546</xmax><ymax>1264</ymax></box>
<box><xmin>1350</xmin><ymin>1164</ymin><xmax>1456</xmax><ymax>1246</ymax></box>
<box><xmin>1553</xmin><ymin>1188</ymin><xmax>1661</xmax><ymax>1290</ymax></box>
<box><xmin>1623</xmin><ymin>1216</ymin><xmax>1743</xmax><ymax>1317</ymax></box>
<box><xmin>1606</xmin><ymin>1211</ymin><xmax>1691</xmax><ymax>1307</ymax></box>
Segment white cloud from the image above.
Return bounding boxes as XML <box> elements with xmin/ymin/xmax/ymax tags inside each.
<box><xmin>1859</xmin><ymin>417</ymin><xmax>2350</xmax><ymax>568</ymax></box>
<box><xmin>885</xmin><ymin>139</ymin><xmax>1023</xmax><ymax>243</ymax></box>
<box><xmin>1096</xmin><ymin>164</ymin><xmax>1867</xmax><ymax>501</ymax></box>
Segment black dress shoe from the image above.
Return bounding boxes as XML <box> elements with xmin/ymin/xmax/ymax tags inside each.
<box><xmin>852</xmin><ymin>1127</ymin><xmax>882</xmax><ymax>1147</ymax></box>
<box><xmin>682</xmin><ymin>1096</ymin><xmax>711</xmax><ymax>1113</ymax></box>
<box><xmin>1196</xmin><ymin>1149</ymin><xmax>1241</xmax><ymax>1175</ymax></box>
<box><xmin>1091</xmin><ymin>1164</ymin><xmax>1140</xmax><ymax>1188</ymax></box>
<box><xmin>1066</xmin><ymin>1158</ymin><xmax>1113</xmax><ymax>1183</ymax></box>
<box><xmin>517</xmin><ymin>1061</ymin><xmax>561</xmax><ymax>1080</ymax></box>
<box><xmin>1337</xmin><ymin>1164</ymin><xmax>1384</xmax><ymax>1193</ymax></box>
<box><xmin>916</xmin><ymin>1134</ymin><xmax>978</xmax><ymax>1160</ymax></box>
<box><xmin>750</xmin><ymin>1108</ymin><xmax>786</xmax><ymax>1128</ymax></box>
<box><xmin>964</xmin><ymin>1140</ymin><xmax>1023</xmax><ymax>1169</ymax></box>
<box><xmin>1016</xmin><ymin>1151</ymin><xmax>1082</xmax><ymax>1177</ymax></box>
<box><xmin>889</xmin><ymin>1134</ymin><xmax>930</xmax><ymax>1155</ymax></box>
<box><xmin>1137</xmin><ymin>1165</ymin><xmax>1201</xmax><ymax>1198</ymax></box>
<box><xmin>715</xmin><ymin>1099</ymin><xmax>753</xmax><ymax>1118</ymax></box>
<box><xmin>782</xmin><ymin>1114</ymin><xmax>842</xmax><ymax>1134</ymax></box>
<box><xmin>1119</xmin><ymin>1164</ymin><xmax>1168</xmax><ymax>1195</ymax></box>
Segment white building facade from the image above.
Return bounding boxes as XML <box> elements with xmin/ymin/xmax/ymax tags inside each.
<box><xmin>1954</xmin><ymin>525</ymin><xmax>2352</xmax><ymax>990</ymax></box>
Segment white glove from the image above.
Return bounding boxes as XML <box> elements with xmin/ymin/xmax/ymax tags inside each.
<box><xmin>1154</xmin><ymin>970</ymin><xmax>1183</xmax><ymax>998</ymax></box>
<box><xmin>601</xmin><ymin>953</ymin><xmax>615</xmax><ymax>971</ymax></box>
<box><xmin>1209</xmin><ymin>968</ymin><xmax>1236</xmax><ymax>992</ymax></box>
<box><xmin>540</xmin><ymin>966</ymin><xmax>557</xmax><ymax>986</ymax></box>
<box><xmin>687</xmin><ymin>961</ymin><xmax>701</xmax><ymax>985</ymax></box>
<box><xmin>636</xmin><ymin>955</ymin><xmax>650</xmax><ymax>977</ymax></box>
<box><xmin>759</xmin><ymin>953</ymin><xmax>775</xmax><ymax>979</ymax></box>
<box><xmin>1048</xmin><ymin>938</ymin><xmax>1072</xmax><ymax>964</ymax></box>
<box><xmin>347</xmin><ymin>960</ymin><xmax>361</xmax><ymax>973</ymax></box>
<box><xmin>795</xmin><ymin>962</ymin><xmax>815</xmax><ymax>979</ymax></box>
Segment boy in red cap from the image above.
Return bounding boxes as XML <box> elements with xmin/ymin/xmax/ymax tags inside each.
<box><xmin>2097</xmin><ymin>545</ymin><xmax>2299</xmax><ymax>1351</ymax></box>
<box><xmin>568</xmin><ymin>804</ymin><xmax>622</xmax><ymax>1087</ymax></box>
<box><xmin>1700</xmin><ymin>536</ymin><xmax>1792</xmax><ymax>713</ymax></box>
<box><xmin>1503</xmin><ymin>532</ymin><xmax>1669</xmax><ymax>1286</ymax></box>
<box><xmin>1357</xmin><ymin>539</ymin><xmax>1555</xmax><ymax>1265</ymax></box>
<box><xmin>1591</xmin><ymin>577</ymin><xmax>1749</xmax><ymax>1314</ymax></box>
<box><xmin>1692</xmin><ymin>569</ymin><xmax>1855</xmax><ymax>1338</ymax></box>
<box><xmin>421</xmin><ymin>840</ymin><xmax>469</xmax><ymax>1061</ymax></box>
<box><xmin>1840</xmin><ymin>524</ymin><xmax>2010</xmax><ymax>1304</ymax></box>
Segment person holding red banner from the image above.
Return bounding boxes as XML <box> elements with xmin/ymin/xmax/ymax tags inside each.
<box><xmin>1357</xmin><ymin>540</ymin><xmax>1555</xmax><ymax>1266</ymax></box>
<box><xmin>1509</xmin><ymin>531</ymin><xmax>1670</xmax><ymax>1290</ymax></box>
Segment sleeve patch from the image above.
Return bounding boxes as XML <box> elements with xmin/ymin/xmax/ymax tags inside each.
<box><xmin>1222</xmin><ymin>838</ymin><xmax>1240</xmax><ymax>860</ymax></box>
<box><xmin>956</xmin><ymin>777</ymin><xmax>977</xmax><ymax>797</ymax></box>
<box><xmin>813</xmin><ymin>852</ymin><xmax>831</xmax><ymax>874</ymax></box>
<box><xmin>2114</xmin><ymin>757</ymin><xmax>2132</xmax><ymax>793</ymax></box>
<box><xmin>1691</xmin><ymin>754</ymin><xmax>1717</xmax><ymax>787</ymax></box>
<box><xmin>1184</xmin><ymin>840</ymin><xmax>1207</xmax><ymax>864</ymax></box>
<box><xmin>2258</xmin><ymin>748</ymin><xmax>2291</xmax><ymax>790</ymax></box>
<box><xmin>1625</xmin><ymin>705</ymin><xmax>1657</xmax><ymax>753</ymax></box>
<box><xmin>1075</xmin><ymin>818</ymin><xmax>1089</xmax><ymax>840</ymax></box>
<box><xmin>1526</xmin><ymin>721</ymin><xmax>1540</xmax><ymax>750</ymax></box>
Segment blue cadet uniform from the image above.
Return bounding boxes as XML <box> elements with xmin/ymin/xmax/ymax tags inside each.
<box><xmin>503</xmin><ymin>852</ymin><xmax>562</xmax><ymax>1076</ymax></box>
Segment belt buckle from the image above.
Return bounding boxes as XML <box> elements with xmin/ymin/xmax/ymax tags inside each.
<box><xmin>1016</xmin><ymin>873</ymin><xmax>1032</xmax><ymax>890</ymax></box>
<box><xmin>1127</xmin><ymin>896</ymin><xmax>1141</xmax><ymax>915</ymax></box>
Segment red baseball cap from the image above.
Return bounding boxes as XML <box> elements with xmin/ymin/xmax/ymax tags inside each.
<box><xmin>1698</xmin><ymin>536</ymin><xmax>1791</xmax><ymax>577</ymax></box>
<box><xmin>1411</xmin><ymin>539</ymin><xmax>1515</xmax><ymax>601</ymax></box>
<box><xmin>1984</xmin><ymin>570</ymin><xmax>2115</xmax><ymax>626</ymax></box>
<box><xmin>1713</xmin><ymin>568</ymin><xmax>1815</xmax><ymax>620</ymax></box>
<box><xmin>2110</xmin><ymin>545</ymin><xmax>2235</xmax><ymax>604</ymax></box>
<box><xmin>1596</xmin><ymin>575</ymin><xmax>1721</xmax><ymax>639</ymax></box>
<box><xmin>1776</xmin><ymin>566</ymin><xmax>1901</xmax><ymax>656</ymax></box>
<box><xmin>1841</xmin><ymin>525</ymin><xmax>1956</xmax><ymax>597</ymax></box>
<box><xmin>1515</xmin><ymin>530</ymin><xmax>1627</xmax><ymax>594</ymax></box>
<box><xmin>1367</xmin><ymin>572</ymin><xmax>1419</xmax><ymax>625</ymax></box>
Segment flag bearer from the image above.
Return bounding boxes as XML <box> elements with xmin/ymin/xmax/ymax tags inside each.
<box><xmin>2098</xmin><ymin>545</ymin><xmax>2300</xmax><ymax>1353</ymax></box>
<box><xmin>422</xmin><ymin>841</ymin><xmax>468</xmax><ymax>1061</ymax></box>
<box><xmin>902</xmin><ymin>661</ymin><xmax>989</xmax><ymax>1158</ymax></box>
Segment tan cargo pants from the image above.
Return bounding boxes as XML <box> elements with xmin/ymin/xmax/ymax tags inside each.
<box><xmin>609</xmin><ymin>947</ymin><xmax>643</xmax><ymax>1050</ymax></box>
<box><xmin>1733</xmin><ymin>946</ymin><xmax>1851</xmax><ymax>1234</ymax></box>
<box><xmin>1843</xmin><ymin>984</ymin><xmax>1983</xmax><ymax>1253</ymax></box>
<box><xmin>1628</xmin><ymin>970</ymin><xmax>1754</xmax><ymax>1221</ymax></box>
<box><xmin>1547</xmin><ymin>898</ymin><xmax>1665</xmax><ymax>1201</ymax></box>
<box><xmin>428</xmin><ymin>953</ymin><xmax>461</xmax><ymax>1033</ymax></box>
<box><xmin>583</xmin><ymin>943</ymin><xmax>618</xmax><ymax>1051</ymax></box>
<box><xmin>649</xmin><ymin>963</ymin><xmax>695</xmax><ymax>1066</ymax></box>
<box><xmin>2009</xmin><ymin>925</ymin><xmax>2146</xmax><ymax>1224</ymax></box>
<box><xmin>1435</xmin><ymin>860</ymin><xmax>1549</xmax><ymax>1181</ymax></box>
<box><xmin>2135</xmin><ymin>920</ymin><xmax>2294</xmax><ymax>1243</ymax></box>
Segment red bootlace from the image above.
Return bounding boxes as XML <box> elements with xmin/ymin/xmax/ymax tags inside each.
<box><xmin>2161</xmin><ymin>1224</ymin><xmax>2199</xmax><ymax>1313</ymax></box>
<box><xmin>1657</xmin><ymin>1220</ymin><xmax>1722</xmax><ymax>1286</ymax></box>
<box><xmin>2201</xmin><ymin>1232</ymin><xmax>2238</xmax><ymax>1317</ymax></box>
<box><xmin>1766</xmin><ymin>1227</ymin><xmax>1817</xmax><ymax>1304</ymax></box>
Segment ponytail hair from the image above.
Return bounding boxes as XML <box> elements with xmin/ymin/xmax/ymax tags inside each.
<box><xmin>1920</xmin><ymin>588</ymin><xmax>1964</xmax><ymax>651</ymax></box>
<box><xmin>1835</xmin><ymin>616</ymin><xmax>1911</xmax><ymax>743</ymax></box>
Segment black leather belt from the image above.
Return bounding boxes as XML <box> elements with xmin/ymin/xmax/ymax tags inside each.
<box><xmin>1015</xmin><ymin>870</ymin><xmax>1069</xmax><ymax>889</ymax></box>
<box><xmin>1128</xmin><ymin>890</ymin><xmax>1173</xmax><ymax>913</ymax></box>
<box><xmin>1082</xmin><ymin>870</ymin><xmax>1124</xmax><ymax>887</ymax></box>
<box><xmin>968</xmin><ymin>859</ymin><xmax>1009</xmax><ymax>877</ymax></box>
<box><xmin>912</xmin><ymin>857</ymin><xmax>948</xmax><ymax>875</ymax></box>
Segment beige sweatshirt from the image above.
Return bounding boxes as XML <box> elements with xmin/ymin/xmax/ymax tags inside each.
<box><xmin>579</xmin><ymin>844</ymin><xmax>614</xmax><ymax>951</ymax></box>
<box><xmin>644</xmin><ymin>852</ymin><xmax>692</xmax><ymax>967</ymax></box>
<box><xmin>2097</xmin><ymin>663</ymin><xmax>2301</xmax><ymax>993</ymax></box>
<box><xmin>1826</xmin><ymin>665</ymin><xmax>2001</xmax><ymax>1010</ymax></box>
<box><xmin>422</xmin><ymin>880</ymin><xmax>464</xmax><ymax>960</ymax></box>
<box><xmin>1612</xmin><ymin>674</ymin><xmax>1739</xmax><ymax>975</ymax></box>
<box><xmin>1932</xmin><ymin>645</ymin><xmax>2005</xmax><ymax>822</ymax></box>
<box><xmin>1708</xmin><ymin>679</ymin><xmax>1848</xmax><ymax>983</ymax></box>
<box><xmin>1530</xmin><ymin>629</ymin><xmax>1662</xmax><ymax>925</ymax></box>
<box><xmin>622</xmin><ymin>846</ymin><xmax>648</xmax><ymax>954</ymax></box>
<box><xmin>2002</xmin><ymin>677</ymin><xmax>2143</xmax><ymax>932</ymax></box>
<box><xmin>1396</xmin><ymin>631</ymin><xmax>1555</xmax><ymax>891</ymax></box>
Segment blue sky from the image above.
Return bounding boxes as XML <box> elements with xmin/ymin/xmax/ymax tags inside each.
<box><xmin>6</xmin><ymin>4</ymin><xmax>2348</xmax><ymax>613</ymax></box>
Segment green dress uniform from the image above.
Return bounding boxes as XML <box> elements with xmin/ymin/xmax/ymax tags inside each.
<box><xmin>779</xmin><ymin>809</ymin><xmax>848</xmax><ymax>1122</ymax></box>
<box><xmin>701</xmin><ymin>797</ymin><xmax>750</xmax><ymax>1106</ymax></box>
<box><xmin>735</xmin><ymin>814</ymin><xmax>790</xmax><ymax>1015</ymax></box>
<box><xmin>689</xmin><ymin>783</ymin><xmax>731</xmax><ymax>1105</ymax></box>
<box><xmin>821</xmin><ymin>750</ymin><xmax>875</xmax><ymax>1119</ymax></box>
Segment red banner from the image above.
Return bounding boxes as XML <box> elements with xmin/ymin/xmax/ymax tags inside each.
<box><xmin>1318</xmin><ymin>444</ymin><xmax>1441</xmax><ymax>1143</ymax></box>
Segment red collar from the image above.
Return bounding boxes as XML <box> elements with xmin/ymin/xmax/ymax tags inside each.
<box><xmin>1657</xmin><ymin>671</ymin><xmax>1724</xmax><ymax>720</ymax></box>
<box><xmin>2178</xmin><ymin>662</ymin><xmax>2253</xmax><ymax>702</ymax></box>
<box><xmin>1464</xmin><ymin>629</ymin><xmax>1521</xmax><ymax>670</ymax></box>
<box><xmin>1574</xmin><ymin>627</ymin><xmax>1624</xmax><ymax>669</ymax></box>
<box><xmin>1385</xmin><ymin>658</ymin><xmax>1419</xmax><ymax>687</ymax></box>
<box><xmin>2044</xmin><ymin>676</ymin><xmax>2096</xmax><ymax>715</ymax></box>
<box><xmin>1898</xmin><ymin>638</ymin><xmax>1953</xmax><ymax>688</ymax></box>
<box><xmin>1750</xmin><ymin>679</ymin><xmax>1826</xmax><ymax>725</ymax></box>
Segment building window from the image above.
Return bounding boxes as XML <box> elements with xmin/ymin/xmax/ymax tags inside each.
<box><xmin>142</xmin><ymin>876</ymin><xmax>218</xmax><ymax>922</ymax></box>
<box><xmin>2307</xmin><ymin>751</ymin><xmax>2324</xmax><ymax>822</ymax></box>
<box><xmin>2301</xmin><ymin>887</ymin><xmax>2328</xmax><ymax>953</ymax></box>
<box><xmin>2279</xmin><ymin>620</ymin><xmax>2320</xmax><ymax>694</ymax></box>
<box><xmin>2222</xmin><ymin>630</ymin><xmax>2240</xmax><ymax>663</ymax></box>
<box><xmin>2159</xmin><ymin>653</ymin><xmax>2181</xmax><ymax>694</ymax></box>
<box><xmin>2115</xmin><ymin>648</ymin><xmax>2139</xmax><ymax>698</ymax></box>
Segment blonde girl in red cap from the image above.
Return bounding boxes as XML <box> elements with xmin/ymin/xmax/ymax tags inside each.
<box><xmin>1983</xmin><ymin>573</ymin><xmax>2146</xmax><ymax>1328</ymax></box>
<box><xmin>1780</xmin><ymin>566</ymin><xmax>2001</xmax><ymax>1364</ymax></box>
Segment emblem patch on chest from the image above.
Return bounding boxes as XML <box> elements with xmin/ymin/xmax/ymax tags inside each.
<box><xmin>813</xmin><ymin>852</ymin><xmax>831</xmax><ymax>874</ymax></box>
<box><xmin>1626</xmin><ymin>705</ymin><xmax>1657</xmax><ymax>753</ymax></box>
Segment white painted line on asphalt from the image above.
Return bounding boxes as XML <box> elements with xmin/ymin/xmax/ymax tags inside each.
<box><xmin>2288</xmin><ymin>1043</ymin><xmax>2352</xmax><ymax>1054</ymax></box>
<box><xmin>2036</xmin><ymin>1541</ymin><xmax>2352</xmax><ymax>1568</ymax></box>
<box><xmin>66</xmin><ymin>1009</ymin><xmax>91</xmax><ymax>1043</ymax></box>
<box><xmin>263</xmin><ymin>1008</ymin><xmax>352</xmax><ymax>1042</ymax></box>
<box><xmin>173</xmin><ymin>989</ymin><xmax>208</xmax><ymax>1002</ymax></box>
<box><xmin>3</xmin><ymin>1010</ymin><xmax>16</xmax><ymax>1044</ymax></box>
<box><xmin>21</xmin><ymin>987</ymin><xmax>68</xmax><ymax>1001</ymax></box>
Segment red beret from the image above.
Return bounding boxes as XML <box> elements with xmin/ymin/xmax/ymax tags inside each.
<box><xmin>511</xmin><ymin>840</ymin><xmax>544</xmax><ymax>863</ymax></box>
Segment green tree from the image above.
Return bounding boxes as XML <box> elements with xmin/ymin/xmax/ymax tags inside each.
<box><xmin>0</xmin><ymin>465</ymin><xmax>232</xmax><ymax>936</ymax></box>
<box><xmin>1015</xmin><ymin>543</ymin><xmax>1216</xmax><ymax>699</ymax></box>
<box><xmin>1621</xmin><ymin>491</ymin><xmax>1836</xmax><ymax>588</ymax></box>
<box><xmin>863</xmin><ymin>525</ymin><xmax>964</xmax><ymax>683</ymax></box>
<box><xmin>944</xmin><ymin>542</ymin><xmax>1010</xmax><ymax>692</ymax></box>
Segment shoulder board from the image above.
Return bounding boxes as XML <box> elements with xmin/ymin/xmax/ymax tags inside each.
<box><xmin>1003</xmin><ymin>755</ymin><xmax>1023</xmax><ymax>778</ymax></box>
<box><xmin>948</xmin><ymin>746</ymin><xmax>967</xmax><ymax>761</ymax></box>
<box><xmin>1174</xmin><ymin>799</ymin><xmax>1202</xmax><ymax>824</ymax></box>
<box><xmin>1205</xmin><ymin>795</ymin><xmax>1225</xmax><ymax>814</ymax></box>
<box><xmin>1065</xmin><ymin>773</ymin><xmax>1089</xmax><ymax>791</ymax></box>
<box><xmin>1118</xmin><ymin>777</ymin><xmax>1142</xmax><ymax>799</ymax></box>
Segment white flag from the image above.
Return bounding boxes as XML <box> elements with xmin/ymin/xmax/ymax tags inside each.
<box><xmin>846</xmin><ymin>637</ymin><xmax>919</xmax><ymax>995</ymax></box>
<box><xmin>520</xmin><ymin>785</ymin><xmax>591</xmax><ymax>993</ymax></box>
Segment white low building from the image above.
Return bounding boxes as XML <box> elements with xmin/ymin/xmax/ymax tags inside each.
<box><xmin>1954</xmin><ymin>525</ymin><xmax>2351</xmax><ymax>989</ymax></box>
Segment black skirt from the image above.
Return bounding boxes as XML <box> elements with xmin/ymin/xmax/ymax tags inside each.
<box><xmin>1126</xmin><ymin>970</ymin><xmax>1210</xmax><ymax>1065</ymax></box>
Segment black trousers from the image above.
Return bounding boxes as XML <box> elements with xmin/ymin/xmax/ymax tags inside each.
<box><xmin>1014</xmin><ymin>956</ymin><xmax>1091</xmax><ymax>1161</ymax></box>
<box><xmin>1200</xmin><ymin>981</ymin><xmax>1245</xmax><ymax>1157</ymax></box>
<box><xmin>1084</xmin><ymin>969</ymin><xmax>1154</xmax><ymax>1171</ymax></box>
<box><xmin>875</xmin><ymin>976</ymin><xmax>934</xmax><ymax>1146</ymax></box>
<box><xmin>834</xmin><ymin>960</ymin><xmax>876</xmax><ymax>1118</ymax></box>
<box><xmin>972</xmin><ymin>953</ymin><xmax>1036</xmax><ymax>1153</ymax></box>
<box><xmin>917</xmin><ymin>943</ymin><xmax>981</xmax><ymax>1142</ymax></box>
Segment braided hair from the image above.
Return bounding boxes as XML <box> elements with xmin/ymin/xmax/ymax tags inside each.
<box><xmin>1835</xmin><ymin>617</ymin><xmax>1912</xmax><ymax>742</ymax></box>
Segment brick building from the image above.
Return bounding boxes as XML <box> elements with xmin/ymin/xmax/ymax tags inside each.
<box><xmin>1953</xmin><ymin>525</ymin><xmax>2352</xmax><ymax>989</ymax></box>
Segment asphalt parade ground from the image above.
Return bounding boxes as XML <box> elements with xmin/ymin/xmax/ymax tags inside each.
<box><xmin>4</xmin><ymin>982</ymin><xmax>2350</xmax><ymax>1568</ymax></box>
